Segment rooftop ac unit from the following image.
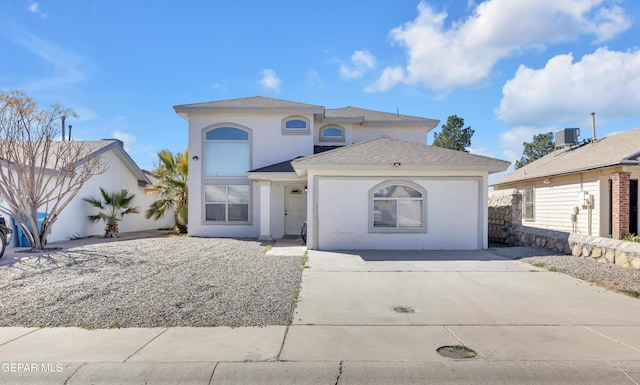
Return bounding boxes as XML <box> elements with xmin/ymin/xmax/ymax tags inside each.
<box><xmin>556</xmin><ymin>128</ymin><xmax>580</xmax><ymax>148</ymax></box>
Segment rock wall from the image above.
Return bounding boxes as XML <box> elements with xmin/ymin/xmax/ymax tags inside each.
<box><xmin>489</xmin><ymin>189</ymin><xmax>640</xmax><ymax>269</ymax></box>
<box><xmin>568</xmin><ymin>233</ymin><xmax>640</xmax><ymax>269</ymax></box>
<box><xmin>488</xmin><ymin>189</ymin><xmax>571</xmax><ymax>254</ymax></box>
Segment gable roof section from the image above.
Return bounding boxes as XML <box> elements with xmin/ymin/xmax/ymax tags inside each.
<box><xmin>174</xmin><ymin>96</ymin><xmax>325</xmax><ymax>118</ymax></box>
<box><xmin>323</xmin><ymin>106</ymin><xmax>439</xmax><ymax>128</ymax></box>
<box><xmin>492</xmin><ymin>127</ymin><xmax>640</xmax><ymax>186</ymax></box>
<box><xmin>292</xmin><ymin>136</ymin><xmax>509</xmax><ymax>175</ymax></box>
<box><xmin>0</xmin><ymin>139</ymin><xmax>150</xmax><ymax>185</ymax></box>
<box><xmin>174</xmin><ymin>96</ymin><xmax>439</xmax><ymax>129</ymax></box>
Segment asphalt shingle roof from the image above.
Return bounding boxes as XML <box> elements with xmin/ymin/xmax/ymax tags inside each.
<box><xmin>293</xmin><ymin>136</ymin><xmax>509</xmax><ymax>171</ymax></box>
<box><xmin>174</xmin><ymin>96</ymin><xmax>324</xmax><ymax>111</ymax></box>
<box><xmin>324</xmin><ymin>106</ymin><xmax>437</xmax><ymax>124</ymax></box>
<box><xmin>174</xmin><ymin>96</ymin><xmax>439</xmax><ymax>126</ymax></box>
<box><xmin>492</xmin><ymin>127</ymin><xmax>640</xmax><ymax>186</ymax></box>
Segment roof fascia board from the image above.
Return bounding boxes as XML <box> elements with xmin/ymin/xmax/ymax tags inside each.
<box><xmin>359</xmin><ymin>119</ymin><xmax>440</xmax><ymax>128</ymax></box>
<box><xmin>293</xmin><ymin>163</ymin><xmax>508</xmax><ymax>174</ymax></box>
<box><xmin>490</xmin><ymin>161</ymin><xmax>640</xmax><ymax>186</ymax></box>
<box><xmin>319</xmin><ymin>116</ymin><xmax>364</xmax><ymax>124</ymax></box>
<box><xmin>174</xmin><ymin>105</ymin><xmax>325</xmax><ymax>115</ymax></box>
<box><xmin>246</xmin><ymin>171</ymin><xmax>302</xmax><ymax>181</ymax></box>
<box><xmin>90</xmin><ymin>142</ymin><xmax>151</xmax><ymax>185</ymax></box>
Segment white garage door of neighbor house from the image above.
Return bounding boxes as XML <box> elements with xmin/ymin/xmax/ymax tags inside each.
<box><xmin>285</xmin><ymin>186</ymin><xmax>307</xmax><ymax>235</ymax></box>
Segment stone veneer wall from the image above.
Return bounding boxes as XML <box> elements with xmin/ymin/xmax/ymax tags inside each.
<box><xmin>489</xmin><ymin>189</ymin><xmax>640</xmax><ymax>269</ymax></box>
<box><xmin>568</xmin><ymin>233</ymin><xmax>640</xmax><ymax>269</ymax></box>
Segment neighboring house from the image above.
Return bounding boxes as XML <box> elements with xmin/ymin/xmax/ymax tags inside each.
<box><xmin>491</xmin><ymin>127</ymin><xmax>640</xmax><ymax>240</ymax></box>
<box><xmin>0</xmin><ymin>139</ymin><xmax>174</xmax><ymax>245</ymax></box>
<box><xmin>174</xmin><ymin>96</ymin><xmax>509</xmax><ymax>251</ymax></box>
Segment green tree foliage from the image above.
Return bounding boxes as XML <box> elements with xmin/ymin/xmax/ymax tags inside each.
<box><xmin>515</xmin><ymin>132</ymin><xmax>555</xmax><ymax>169</ymax></box>
<box><xmin>84</xmin><ymin>188</ymin><xmax>140</xmax><ymax>238</ymax></box>
<box><xmin>432</xmin><ymin>115</ymin><xmax>474</xmax><ymax>152</ymax></box>
<box><xmin>144</xmin><ymin>149</ymin><xmax>188</xmax><ymax>234</ymax></box>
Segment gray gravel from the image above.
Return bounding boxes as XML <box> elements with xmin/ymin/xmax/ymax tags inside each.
<box><xmin>0</xmin><ymin>237</ymin><xmax>303</xmax><ymax>328</ymax></box>
<box><xmin>488</xmin><ymin>246</ymin><xmax>640</xmax><ymax>295</ymax></box>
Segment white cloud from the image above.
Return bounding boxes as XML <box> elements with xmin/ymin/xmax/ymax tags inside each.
<box><xmin>259</xmin><ymin>69</ymin><xmax>281</xmax><ymax>93</ymax></box>
<box><xmin>307</xmin><ymin>70</ymin><xmax>324</xmax><ymax>88</ymax></box>
<box><xmin>498</xmin><ymin>125</ymin><xmax>557</xmax><ymax>168</ymax></box>
<box><xmin>340</xmin><ymin>50</ymin><xmax>377</xmax><ymax>80</ymax></box>
<box><xmin>496</xmin><ymin>47</ymin><xmax>640</xmax><ymax>127</ymax></box>
<box><xmin>368</xmin><ymin>0</ymin><xmax>631</xmax><ymax>92</ymax></box>
<box><xmin>209</xmin><ymin>83</ymin><xmax>227</xmax><ymax>92</ymax></box>
<box><xmin>27</xmin><ymin>3</ymin><xmax>48</xmax><ymax>18</ymax></box>
<box><xmin>10</xmin><ymin>28</ymin><xmax>95</xmax><ymax>93</ymax></box>
<box><xmin>365</xmin><ymin>67</ymin><xmax>405</xmax><ymax>93</ymax></box>
<box><xmin>112</xmin><ymin>130</ymin><xmax>137</xmax><ymax>152</ymax></box>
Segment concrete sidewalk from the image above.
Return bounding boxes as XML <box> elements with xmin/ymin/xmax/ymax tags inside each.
<box><xmin>2</xmin><ymin>248</ymin><xmax>640</xmax><ymax>384</ymax></box>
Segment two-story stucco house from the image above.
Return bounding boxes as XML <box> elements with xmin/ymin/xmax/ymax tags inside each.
<box><xmin>174</xmin><ymin>96</ymin><xmax>509</xmax><ymax>250</ymax></box>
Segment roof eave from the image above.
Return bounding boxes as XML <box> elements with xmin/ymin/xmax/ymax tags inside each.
<box><xmin>292</xmin><ymin>162</ymin><xmax>509</xmax><ymax>174</ymax></box>
<box><xmin>247</xmin><ymin>171</ymin><xmax>303</xmax><ymax>181</ymax></box>
<box><xmin>173</xmin><ymin>105</ymin><xmax>325</xmax><ymax>117</ymax></box>
<box><xmin>491</xmin><ymin>160</ymin><xmax>640</xmax><ymax>186</ymax></box>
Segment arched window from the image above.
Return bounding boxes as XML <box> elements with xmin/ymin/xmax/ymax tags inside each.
<box><xmin>319</xmin><ymin>125</ymin><xmax>345</xmax><ymax>142</ymax></box>
<box><xmin>282</xmin><ymin>116</ymin><xmax>310</xmax><ymax>135</ymax></box>
<box><xmin>205</xmin><ymin>126</ymin><xmax>249</xmax><ymax>177</ymax></box>
<box><xmin>370</xmin><ymin>182</ymin><xmax>427</xmax><ymax>232</ymax></box>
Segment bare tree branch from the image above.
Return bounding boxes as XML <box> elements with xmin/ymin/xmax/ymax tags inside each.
<box><xmin>0</xmin><ymin>90</ymin><xmax>107</xmax><ymax>251</ymax></box>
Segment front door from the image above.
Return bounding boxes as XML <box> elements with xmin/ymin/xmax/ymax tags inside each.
<box><xmin>285</xmin><ymin>186</ymin><xmax>307</xmax><ymax>235</ymax></box>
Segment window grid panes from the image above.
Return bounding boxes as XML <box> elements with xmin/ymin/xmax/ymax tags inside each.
<box><xmin>205</xmin><ymin>184</ymin><xmax>249</xmax><ymax>222</ymax></box>
<box><xmin>524</xmin><ymin>187</ymin><xmax>535</xmax><ymax>220</ymax></box>
<box><xmin>373</xmin><ymin>185</ymin><xmax>423</xmax><ymax>229</ymax></box>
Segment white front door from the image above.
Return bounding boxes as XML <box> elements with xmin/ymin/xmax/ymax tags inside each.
<box><xmin>285</xmin><ymin>186</ymin><xmax>307</xmax><ymax>235</ymax></box>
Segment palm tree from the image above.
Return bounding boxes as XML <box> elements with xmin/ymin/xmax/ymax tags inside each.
<box><xmin>83</xmin><ymin>188</ymin><xmax>140</xmax><ymax>238</ymax></box>
<box><xmin>144</xmin><ymin>149</ymin><xmax>188</xmax><ymax>233</ymax></box>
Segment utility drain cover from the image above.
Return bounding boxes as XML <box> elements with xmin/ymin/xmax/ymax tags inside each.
<box><xmin>436</xmin><ymin>345</ymin><xmax>477</xmax><ymax>359</ymax></box>
<box><xmin>393</xmin><ymin>306</ymin><xmax>415</xmax><ymax>313</ymax></box>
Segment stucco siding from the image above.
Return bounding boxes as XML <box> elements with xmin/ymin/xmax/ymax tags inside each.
<box><xmin>352</xmin><ymin>126</ymin><xmax>427</xmax><ymax>145</ymax></box>
<box><xmin>3</xmin><ymin>149</ymin><xmax>174</xmax><ymax>245</ymax></box>
<box><xmin>315</xmin><ymin>177</ymin><xmax>480</xmax><ymax>250</ymax></box>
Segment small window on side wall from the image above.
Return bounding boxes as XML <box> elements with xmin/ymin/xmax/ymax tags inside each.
<box><xmin>282</xmin><ymin>116</ymin><xmax>310</xmax><ymax>135</ymax></box>
<box><xmin>319</xmin><ymin>125</ymin><xmax>345</xmax><ymax>142</ymax></box>
<box><xmin>524</xmin><ymin>187</ymin><xmax>535</xmax><ymax>220</ymax></box>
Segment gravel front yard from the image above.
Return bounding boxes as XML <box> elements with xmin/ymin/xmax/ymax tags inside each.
<box><xmin>488</xmin><ymin>246</ymin><xmax>640</xmax><ymax>296</ymax></box>
<box><xmin>0</xmin><ymin>237</ymin><xmax>303</xmax><ymax>328</ymax></box>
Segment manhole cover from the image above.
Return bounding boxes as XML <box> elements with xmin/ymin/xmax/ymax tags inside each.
<box><xmin>436</xmin><ymin>345</ymin><xmax>477</xmax><ymax>359</ymax></box>
<box><xmin>393</xmin><ymin>306</ymin><xmax>415</xmax><ymax>313</ymax></box>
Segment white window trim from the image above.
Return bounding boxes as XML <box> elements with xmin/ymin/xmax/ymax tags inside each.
<box><xmin>368</xmin><ymin>180</ymin><xmax>428</xmax><ymax>234</ymax></box>
<box><xmin>524</xmin><ymin>187</ymin><xmax>535</xmax><ymax>221</ymax></box>
<box><xmin>201</xmin><ymin>123</ymin><xmax>253</xmax><ymax>225</ymax></box>
<box><xmin>203</xmin><ymin>182</ymin><xmax>251</xmax><ymax>224</ymax></box>
<box><xmin>319</xmin><ymin>125</ymin><xmax>345</xmax><ymax>142</ymax></box>
<box><xmin>282</xmin><ymin>116</ymin><xmax>310</xmax><ymax>135</ymax></box>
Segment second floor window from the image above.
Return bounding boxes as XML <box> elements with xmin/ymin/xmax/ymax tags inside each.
<box><xmin>205</xmin><ymin>126</ymin><xmax>249</xmax><ymax>177</ymax></box>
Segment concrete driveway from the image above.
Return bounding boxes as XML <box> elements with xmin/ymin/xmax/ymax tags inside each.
<box><xmin>3</xmin><ymin>247</ymin><xmax>640</xmax><ymax>384</ymax></box>
<box><xmin>281</xmin><ymin>249</ymin><xmax>640</xmax><ymax>377</ymax></box>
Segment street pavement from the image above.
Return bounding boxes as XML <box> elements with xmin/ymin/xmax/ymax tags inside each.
<box><xmin>1</xmin><ymin>240</ymin><xmax>640</xmax><ymax>384</ymax></box>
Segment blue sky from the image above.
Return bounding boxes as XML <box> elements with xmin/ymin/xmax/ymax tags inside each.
<box><xmin>1</xmin><ymin>0</ymin><xmax>639</xmax><ymax>179</ymax></box>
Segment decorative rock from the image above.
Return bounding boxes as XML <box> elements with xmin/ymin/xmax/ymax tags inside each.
<box><xmin>615</xmin><ymin>251</ymin><xmax>631</xmax><ymax>268</ymax></box>
<box><xmin>591</xmin><ymin>247</ymin><xmax>603</xmax><ymax>258</ymax></box>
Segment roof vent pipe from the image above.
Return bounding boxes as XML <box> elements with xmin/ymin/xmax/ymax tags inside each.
<box><xmin>591</xmin><ymin>112</ymin><xmax>596</xmax><ymax>143</ymax></box>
